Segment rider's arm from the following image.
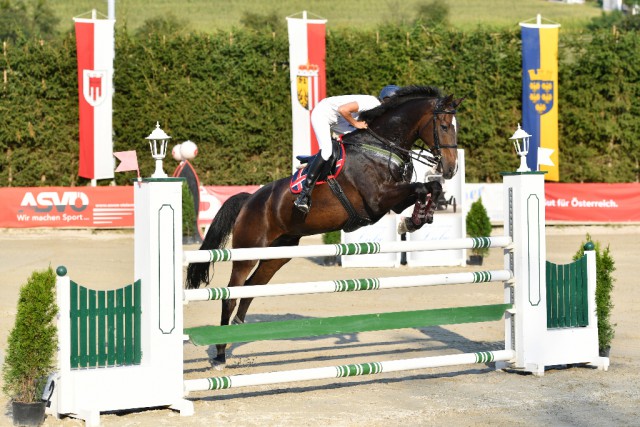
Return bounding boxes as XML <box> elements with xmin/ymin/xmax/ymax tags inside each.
<box><xmin>337</xmin><ymin>102</ymin><xmax>368</xmax><ymax>129</ymax></box>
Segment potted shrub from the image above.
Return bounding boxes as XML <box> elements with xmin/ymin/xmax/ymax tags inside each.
<box><xmin>574</xmin><ymin>235</ymin><xmax>616</xmax><ymax>357</ymax></box>
<box><xmin>2</xmin><ymin>267</ymin><xmax>57</xmax><ymax>426</ymax></box>
<box><xmin>465</xmin><ymin>197</ymin><xmax>492</xmax><ymax>265</ymax></box>
<box><xmin>322</xmin><ymin>230</ymin><xmax>342</xmax><ymax>266</ymax></box>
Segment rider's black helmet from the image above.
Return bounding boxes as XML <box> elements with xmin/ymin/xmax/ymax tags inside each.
<box><xmin>379</xmin><ymin>85</ymin><xmax>400</xmax><ymax>101</ymax></box>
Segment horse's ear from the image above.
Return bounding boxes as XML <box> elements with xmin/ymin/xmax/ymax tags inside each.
<box><xmin>451</xmin><ymin>97</ymin><xmax>465</xmax><ymax>109</ymax></box>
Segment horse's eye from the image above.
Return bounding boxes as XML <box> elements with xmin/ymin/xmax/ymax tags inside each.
<box><xmin>440</xmin><ymin>124</ymin><xmax>448</xmax><ymax>132</ymax></box>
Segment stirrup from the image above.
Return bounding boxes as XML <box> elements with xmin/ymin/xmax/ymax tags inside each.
<box><xmin>294</xmin><ymin>194</ymin><xmax>310</xmax><ymax>213</ymax></box>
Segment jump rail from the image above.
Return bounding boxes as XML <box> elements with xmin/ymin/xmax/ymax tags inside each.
<box><xmin>184</xmin><ymin>269</ymin><xmax>513</xmax><ymax>301</ymax></box>
<box><xmin>184</xmin><ymin>236</ymin><xmax>512</xmax><ymax>264</ymax></box>
<box><xmin>184</xmin><ymin>350</ymin><xmax>516</xmax><ymax>392</ymax></box>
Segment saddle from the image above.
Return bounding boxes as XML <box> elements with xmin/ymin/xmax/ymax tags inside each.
<box><xmin>290</xmin><ymin>142</ymin><xmax>345</xmax><ymax>194</ymax></box>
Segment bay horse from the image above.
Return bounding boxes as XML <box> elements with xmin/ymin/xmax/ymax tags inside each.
<box><xmin>186</xmin><ymin>85</ymin><xmax>463</xmax><ymax>368</ymax></box>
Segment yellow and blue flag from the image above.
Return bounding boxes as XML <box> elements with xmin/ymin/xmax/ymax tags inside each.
<box><xmin>520</xmin><ymin>20</ymin><xmax>560</xmax><ymax>181</ymax></box>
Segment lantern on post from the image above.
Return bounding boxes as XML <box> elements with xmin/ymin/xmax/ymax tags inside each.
<box><xmin>509</xmin><ymin>123</ymin><xmax>531</xmax><ymax>172</ymax></box>
<box><xmin>146</xmin><ymin>122</ymin><xmax>171</xmax><ymax>178</ymax></box>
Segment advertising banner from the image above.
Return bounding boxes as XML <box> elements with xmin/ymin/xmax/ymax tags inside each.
<box><xmin>286</xmin><ymin>12</ymin><xmax>327</xmax><ymax>173</ymax></box>
<box><xmin>520</xmin><ymin>18</ymin><xmax>560</xmax><ymax>181</ymax></box>
<box><xmin>2</xmin><ymin>183</ymin><xmax>637</xmax><ymax>229</ymax></box>
<box><xmin>545</xmin><ymin>183</ymin><xmax>640</xmax><ymax>222</ymax></box>
<box><xmin>0</xmin><ymin>187</ymin><xmax>133</xmax><ymax>228</ymax></box>
<box><xmin>74</xmin><ymin>17</ymin><xmax>115</xmax><ymax>180</ymax></box>
<box><xmin>0</xmin><ymin>185</ymin><xmax>261</xmax><ymax>229</ymax></box>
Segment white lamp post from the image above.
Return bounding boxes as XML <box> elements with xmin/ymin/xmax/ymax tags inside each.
<box><xmin>509</xmin><ymin>123</ymin><xmax>531</xmax><ymax>172</ymax></box>
<box><xmin>146</xmin><ymin>122</ymin><xmax>171</xmax><ymax>178</ymax></box>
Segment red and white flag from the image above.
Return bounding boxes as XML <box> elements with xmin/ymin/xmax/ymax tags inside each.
<box><xmin>286</xmin><ymin>12</ymin><xmax>327</xmax><ymax>173</ymax></box>
<box><xmin>74</xmin><ymin>17</ymin><xmax>115</xmax><ymax>180</ymax></box>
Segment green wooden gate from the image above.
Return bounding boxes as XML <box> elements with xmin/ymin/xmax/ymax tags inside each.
<box><xmin>546</xmin><ymin>255</ymin><xmax>589</xmax><ymax>329</ymax></box>
<box><xmin>69</xmin><ymin>280</ymin><xmax>142</xmax><ymax>369</ymax></box>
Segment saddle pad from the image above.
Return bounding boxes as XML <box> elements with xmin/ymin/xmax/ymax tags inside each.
<box><xmin>290</xmin><ymin>144</ymin><xmax>346</xmax><ymax>194</ymax></box>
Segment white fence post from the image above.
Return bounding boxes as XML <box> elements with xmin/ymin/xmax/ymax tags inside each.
<box><xmin>502</xmin><ymin>171</ymin><xmax>547</xmax><ymax>374</ymax></box>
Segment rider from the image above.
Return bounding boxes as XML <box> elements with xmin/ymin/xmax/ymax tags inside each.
<box><xmin>294</xmin><ymin>85</ymin><xmax>401</xmax><ymax>213</ymax></box>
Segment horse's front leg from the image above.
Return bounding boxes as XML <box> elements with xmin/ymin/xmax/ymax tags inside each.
<box><xmin>234</xmin><ymin>257</ymin><xmax>293</xmax><ymax>323</ymax></box>
<box><xmin>392</xmin><ymin>181</ymin><xmax>442</xmax><ymax>233</ymax></box>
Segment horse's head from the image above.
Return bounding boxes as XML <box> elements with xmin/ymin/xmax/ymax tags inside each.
<box><xmin>360</xmin><ymin>86</ymin><xmax>464</xmax><ymax>180</ymax></box>
<box><xmin>418</xmin><ymin>95</ymin><xmax>464</xmax><ymax>180</ymax></box>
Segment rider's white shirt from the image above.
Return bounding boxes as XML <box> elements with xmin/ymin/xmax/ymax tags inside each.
<box><xmin>313</xmin><ymin>95</ymin><xmax>380</xmax><ymax>135</ymax></box>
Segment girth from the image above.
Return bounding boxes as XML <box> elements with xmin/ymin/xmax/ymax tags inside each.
<box><xmin>326</xmin><ymin>178</ymin><xmax>373</xmax><ymax>233</ymax></box>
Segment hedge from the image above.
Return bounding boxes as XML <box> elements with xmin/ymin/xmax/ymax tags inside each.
<box><xmin>1</xmin><ymin>24</ymin><xmax>638</xmax><ymax>187</ymax></box>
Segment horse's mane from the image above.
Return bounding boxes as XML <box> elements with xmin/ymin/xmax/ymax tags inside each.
<box><xmin>359</xmin><ymin>85</ymin><xmax>444</xmax><ymax>122</ymax></box>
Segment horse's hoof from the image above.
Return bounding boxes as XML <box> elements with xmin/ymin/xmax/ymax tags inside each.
<box><xmin>397</xmin><ymin>217</ymin><xmax>418</xmax><ymax>234</ymax></box>
<box><xmin>397</xmin><ymin>217</ymin><xmax>409</xmax><ymax>234</ymax></box>
<box><xmin>212</xmin><ymin>354</ymin><xmax>226</xmax><ymax>370</ymax></box>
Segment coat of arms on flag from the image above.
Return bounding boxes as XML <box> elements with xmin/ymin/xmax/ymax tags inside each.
<box><xmin>528</xmin><ymin>68</ymin><xmax>554</xmax><ymax>115</ymax></box>
<box><xmin>83</xmin><ymin>69</ymin><xmax>109</xmax><ymax>107</ymax></box>
<box><xmin>296</xmin><ymin>63</ymin><xmax>319</xmax><ymax>110</ymax></box>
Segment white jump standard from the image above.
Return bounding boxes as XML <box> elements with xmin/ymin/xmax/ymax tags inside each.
<box><xmin>45</xmin><ymin>149</ymin><xmax>608</xmax><ymax>425</ymax></box>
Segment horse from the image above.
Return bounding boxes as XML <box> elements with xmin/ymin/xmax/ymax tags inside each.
<box><xmin>186</xmin><ymin>85</ymin><xmax>463</xmax><ymax>368</ymax></box>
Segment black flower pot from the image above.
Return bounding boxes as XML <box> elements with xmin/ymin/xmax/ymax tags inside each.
<box><xmin>12</xmin><ymin>401</ymin><xmax>46</xmax><ymax>426</ymax></box>
<box><xmin>468</xmin><ymin>255</ymin><xmax>484</xmax><ymax>266</ymax></box>
<box><xmin>599</xmin><ymin>346</ymin><xmax>611</xmax><ymax>357</ymax></box>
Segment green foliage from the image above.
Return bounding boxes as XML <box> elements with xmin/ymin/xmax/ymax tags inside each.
<box><xmin>574</xmin><ymin>234</ymin><xmax>616</xmax><ymax>351</ymax></box>
<box><xmin>134</xmin><ymin>14</ymin><xmax>189</xmax><ymax>38</ymax></box>
<box><xmin>240</xmin><ymin>11</ymin><xmax>286</xmax><ymax>33</ymax></box>
<box><xmin>466</xmin><ymin>198</ymin><xmax>492</xmax><ymax>256</ymax></box>
<box><xmin>0</xmin><ymin>0</ymin><xmax>59</xmax><ymax>43</ymax></box>
<box><xmin>414</xmin><ymin>1</ymin><xmax>450</xmax><ymax>27</ymax></box>
<box><xmin>1</xmin><ymin>22</ymin><xmax>640</xmax><ymax>186</ymax></box>
<box><xmin>181</xmin><ymin>179</ymin><xmax>196</xmax><ymax>238</ymax></box>
<box><xmin>322</xmin><ymin>230</ymin><xmax>341</xmax><ymax>245</ymax></box>
<box><xmin>2</xmin><ymin>267</ymin><xmax>57</xmax><ymax>402</ymax></box>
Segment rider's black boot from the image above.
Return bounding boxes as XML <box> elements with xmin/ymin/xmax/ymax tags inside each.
<box><xmin>294</xmin><ymin>155</ymin><xmax>328</xmax><ymax>214</ymax></box>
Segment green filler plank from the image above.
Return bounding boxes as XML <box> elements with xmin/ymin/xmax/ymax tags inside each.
<box><xmin>186</xmin><ymin>303</ymin><xmax>512</xmax><ymax>346</ymax></box>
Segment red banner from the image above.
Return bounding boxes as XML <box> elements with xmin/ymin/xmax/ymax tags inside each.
<box><xmin>0</xmin><ymin>187</ymin><xmax>133</xmax><ymax>228</ymax></box>
<box><xmin>75</xmin><ymin>18</ymin><xmax>115</xmax><ymax>180</ymax></box>
<box><xmin>286</xmin><ymin>13</ymin><xmax>327</xmax><ymax>172</ymax></box>
<box><xmin>0</xmin><ymin>186</ymin><xmax>260</xmax><ymax>229</ymax></box>
<box><xmin>546</xmin><ymin>183</ymin><xmax>640</xmax><ymax>222</ymax></box>
<box><xmin>2</xmin><ymin>183</ymin><xmax>637</xmax><ymax>228</ymax></box>
<box><xmin>197</xmin><ymin>185</ymin><xmax>261</xmax><ymax>230</ymax></box>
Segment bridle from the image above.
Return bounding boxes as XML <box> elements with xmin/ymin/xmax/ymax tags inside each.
<box><xmin>365</xmin><ymin>106</ymin><xmax>458</xmax><ymax>169</ymax></box>
<box><xmin>415</xmin><ymin>108</ymin><xmax>458</xmax><ymax>167</ymax></box>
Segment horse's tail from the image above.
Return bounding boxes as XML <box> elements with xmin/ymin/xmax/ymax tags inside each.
<box><xmin>185</xmin><ymin>192</ymin><xmax>251</xmax><ymax>289</ymax></box>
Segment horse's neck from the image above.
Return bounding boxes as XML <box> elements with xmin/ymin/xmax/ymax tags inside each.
<box><xmin>370</xmin><ymin>101</ymin><xmax>431</xmax><ymax>149</ymax></box>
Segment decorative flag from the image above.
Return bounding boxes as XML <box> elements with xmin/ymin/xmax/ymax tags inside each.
<box><xmin>520</xmin><ymin>16</ymin><xmax>560</xmax><ymax>181</ymax></box>
<box><xmin>114</xmin><ymin>150</ymin><xmax>138</xmax><ymax>172</ymax></box>
<box><xmin>74</xmin><ymin>16</ymin><xmax>115</xmax><ymax>180</ymax></box>
<box><xmin>114</xmin><ymin>150</ymin><xmax>141</xmax><ymax>182</ymax></box>
<box><xmin>286</xmin><ymin>11</ymin><xmax>327</xmax><ymax>173</ymax></box>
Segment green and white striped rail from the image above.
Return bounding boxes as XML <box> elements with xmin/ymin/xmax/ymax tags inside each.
<box><xmin>183</xmin><ymin>349</ymin><xmax>515</xmax><ymax>392</ymax></box>
<box><xmin>184</xmin><ymin>269</ymin><xmax>512</xmax><ymax>301</ymax></box>
<box><xmin>184</xmin><ymin>236</ymin><xmax>512</xmax><ymax>264</ymax></box>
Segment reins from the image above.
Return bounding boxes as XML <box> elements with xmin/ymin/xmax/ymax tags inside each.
<box><xmin>365</xmin><ymin>107</ymin><xmax>458</xmax><ymax>169</ymax></box>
